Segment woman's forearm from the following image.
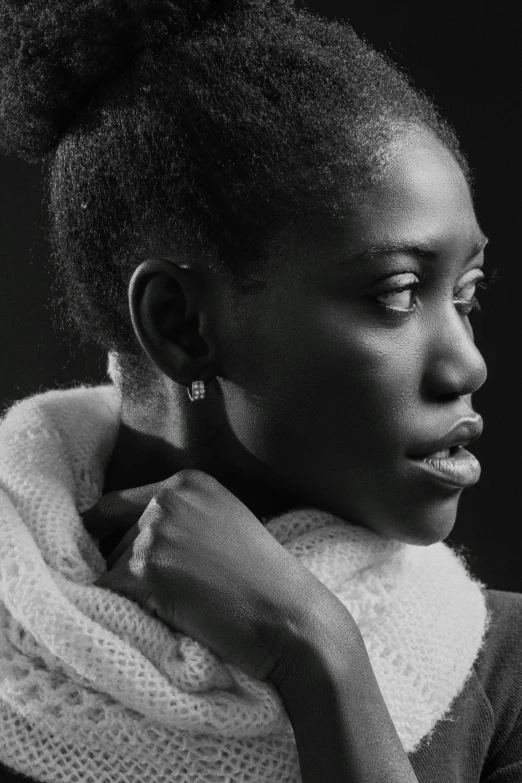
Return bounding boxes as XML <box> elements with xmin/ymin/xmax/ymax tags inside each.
<box><xmin>276</xmin><ymin>618</ymin><xmax>419</xmax><ymax>783</ymax></box>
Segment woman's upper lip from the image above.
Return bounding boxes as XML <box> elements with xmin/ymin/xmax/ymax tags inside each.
<box><xmin>407</xmin><ymin>415</ymin><xmax>484</xmax><ymax>459</ymax></box>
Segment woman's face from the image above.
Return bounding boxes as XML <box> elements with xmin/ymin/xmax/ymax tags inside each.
<box><xmin>215</xmin><ymin>128</ymin><xmax>488</xmax><ymax>545</ymax></box>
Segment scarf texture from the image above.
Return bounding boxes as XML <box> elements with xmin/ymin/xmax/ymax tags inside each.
<box><xmin>0</xmin><ymin>379</ymin><xmax>490</xmax><ymax>783</ymax></box>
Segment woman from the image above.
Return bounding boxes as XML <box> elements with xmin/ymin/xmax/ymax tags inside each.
<box><xmin>0</xmin><ymin>0</ymin><xmax>520</xmax><ymax>781</ymax></box>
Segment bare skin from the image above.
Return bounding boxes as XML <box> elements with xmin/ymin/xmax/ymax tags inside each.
<box><xmin>105</xmin><ymin>126</ymin><xmax>487</xmax><ymax>546</ymax></box>
<box><xmin>85</xmin><ymin>472</ymin><xmax>419</xmax><ymax>782</ymax></box>
<box><xmin>87</xmin><ymin>125</ymin><xmax>489</xmax><ymax>782</ymax></box>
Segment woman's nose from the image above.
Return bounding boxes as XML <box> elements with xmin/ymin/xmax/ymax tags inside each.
<box><xmin>421</xmin><ymin>308</ymin><xmax>488</xmax><ymax>402</ymax></box>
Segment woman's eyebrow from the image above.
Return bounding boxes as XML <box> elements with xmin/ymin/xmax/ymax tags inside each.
<box><xmin>338</xmin><ymin>234</ymin><xmax>489</xmax><ymax>267</ymax></box>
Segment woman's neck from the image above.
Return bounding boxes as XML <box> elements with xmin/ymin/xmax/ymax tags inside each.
<box><xmin>103</xmin><ymin>404</ymin><xmax>301</xmax><ymax>521</ymax></box>
<box><xmin>103</xmin><ymin>420</ymin><xmax>186</xmax><ymax>493</ymax></box>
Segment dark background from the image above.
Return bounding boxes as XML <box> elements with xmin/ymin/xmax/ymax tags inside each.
<box><xmin>1</xmin><ymin>3</ymin><xmax>520</xmax><ymax>590</ymax></box>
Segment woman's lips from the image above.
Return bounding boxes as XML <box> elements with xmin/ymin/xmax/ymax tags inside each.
<box><xmin>409</xmin><ymin>446</ymin><xmax>481</xmax><ymax>489</ymax></box>
<box><xmin>407</xmin><ymin>415</ymin><xmax>483</xmax><ymax>459</ymax></box>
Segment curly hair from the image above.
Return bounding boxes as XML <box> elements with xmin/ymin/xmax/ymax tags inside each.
<box><xmin>0</xmin><ymin>0</ymin><xmax>471</xmax><ymax>401</ymax></box>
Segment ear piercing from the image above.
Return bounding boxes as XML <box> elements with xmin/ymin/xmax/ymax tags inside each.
<box><xmin>187</xmin><ymin>380</ymin><xmax>206</xmax><ymax>402</ymax></box>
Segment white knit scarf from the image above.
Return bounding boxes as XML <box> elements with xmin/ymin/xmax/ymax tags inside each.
<box><xmin>0</xmin><ymin>381</ymin><xmax>490</xmax><ymax>783</ymax></box>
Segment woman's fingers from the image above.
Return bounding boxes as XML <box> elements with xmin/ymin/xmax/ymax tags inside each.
<box><xmin>94</xmin><ymin>543</ymin><xmax>162</xmax><ymax>622</ymax></box>
<box><xmin>94</xmin><ymin>548</ymin><xmax>139</xmax><ymax>599</ymax></box>
<box><xmin>105</xmin><ymin>523</ymin><xmax>142</xmax><ymax>571</ymax></box>
<box><xmin>81</xmin><ymin>480</ymin><xmax>168</xmax><ymax>540</ymax></box>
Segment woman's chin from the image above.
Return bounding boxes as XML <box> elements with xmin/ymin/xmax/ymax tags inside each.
<box><xmin>402</xmin><ymin>512</ymin><xmax>459</xmax><ymax>547</ymax></box>
<box><xmin>364</xmin><ymin>496</ymin><xmax>461</xmax><ymax>547</ymax></box>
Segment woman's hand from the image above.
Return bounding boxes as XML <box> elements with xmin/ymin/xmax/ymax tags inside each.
<box><xmin>82</xmin><ymin>469</ymin><xmax>352</xmax><ymax>688</ymax></box>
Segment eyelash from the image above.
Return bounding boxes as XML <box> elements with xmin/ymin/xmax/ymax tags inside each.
<box><xmin>376</xmin><ymin>268</ymin><xmax>500</xmax><ymax>316</ymax></box>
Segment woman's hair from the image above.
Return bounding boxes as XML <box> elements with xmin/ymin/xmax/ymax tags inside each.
<box><xmin>0</xmin><ymin>0</ymin><xmax>470</xmax><ymax>401</ymax></box>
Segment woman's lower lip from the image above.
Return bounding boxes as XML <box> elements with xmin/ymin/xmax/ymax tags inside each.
<box><xmin>410</xmin><ymin>446</ymin><xmax>481</xmax><ymax>488</ymax></box>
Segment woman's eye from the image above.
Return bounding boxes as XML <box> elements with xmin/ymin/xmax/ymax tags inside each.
<box><xmin>454</xmin><ymin>282</ymin><xmax>486</xmax><ymax>316</ymax></box>
<box><xmin>454</xmin><ymin>281</ymin><xmax>477</xmax><ymax>306</ymax></box>
<box><xmin>455</xmin><ymin>269</ymin><xmax>500</xmax><ymax>315</ymax></box>
<box><xmin>375</xmin><ymin>280</ymin><xmax>419</xmax><ymax>312</ymax></box>
<box><xmin>374</xmin><ymin>269</ymin><xmax>497</xmax><ymax>317</ymax></box>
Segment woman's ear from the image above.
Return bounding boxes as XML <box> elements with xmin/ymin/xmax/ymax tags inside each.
<box><xmin>128</xmin><ymin>258</ymin><xmax>220</xmax><ymax>387</ymax></box>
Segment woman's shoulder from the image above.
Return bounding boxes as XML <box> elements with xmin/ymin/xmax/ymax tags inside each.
<box><xmin>481</xmin><ymin>589</ymin><xmax>522</xmax><ymax>660</ymax></box>
<box><xmin>468</xmin><ymin>589</ymin><xmax>522</xmax><ymax>779</ymax></box>
<box><xmin>474</xmin><ymin>589</ymin><xmax>522</xmax><ymax>730</ymax></box>
<box><xmin>477</xmin><ymin>589</ymin><xmax>522</xmax><ymax>681</ymax></box>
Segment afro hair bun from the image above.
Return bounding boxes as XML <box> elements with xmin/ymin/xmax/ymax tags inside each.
<box><xmin>0</xmin><ymin>0</ymin><xmax>285</xmax><ymax>162</ymax></box>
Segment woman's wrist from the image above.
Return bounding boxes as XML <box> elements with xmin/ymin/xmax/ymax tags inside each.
<box><xmin>271</xmin><ymin>607</ymin><xmax>367</xmax><ymax>714</ymax></box>
<box><xmin>273</xmin><ymin>613</ymin><xmax>419</xmax><ymax>783</ymax></box>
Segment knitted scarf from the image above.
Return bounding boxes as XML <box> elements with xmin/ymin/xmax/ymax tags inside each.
<box><xmin>0</xmin><ymin>382</ymin><xmax>490</xmax><ymax>783</ymax></box>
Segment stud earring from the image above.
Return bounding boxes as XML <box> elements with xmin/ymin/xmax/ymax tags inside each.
<box><xmin>187</xmin><ymin>380</ymin><xmax>206</xmax><ymax>402</ymax></box>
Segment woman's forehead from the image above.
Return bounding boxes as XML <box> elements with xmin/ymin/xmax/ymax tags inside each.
<box><xmin>305</xmin><ymin>132</ymin><xmax>481</xmax><ymax>271</ymax></box>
